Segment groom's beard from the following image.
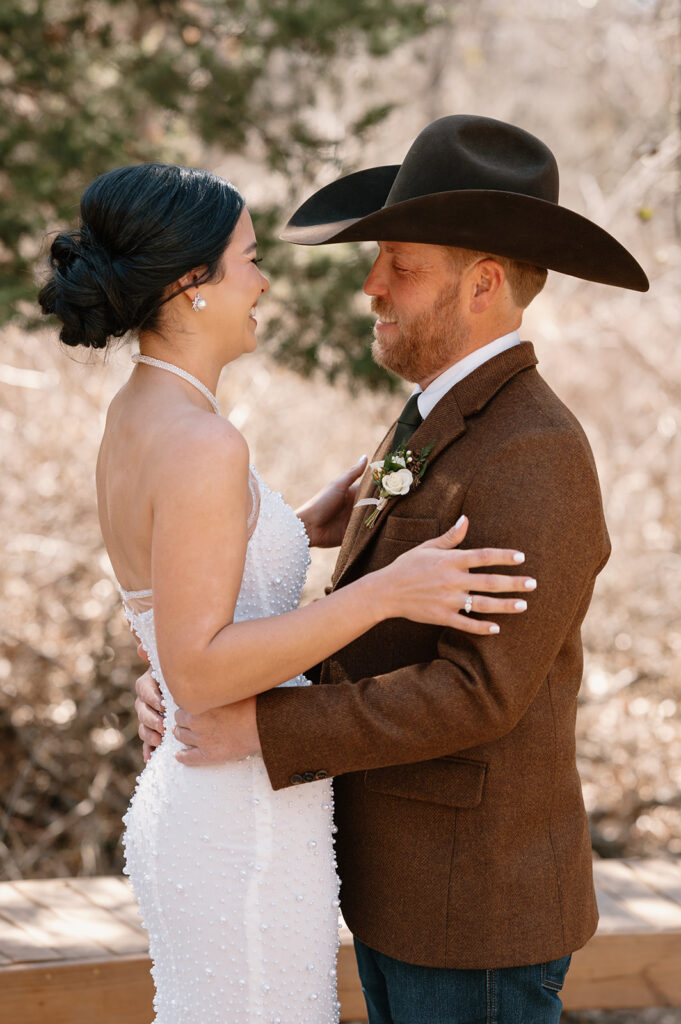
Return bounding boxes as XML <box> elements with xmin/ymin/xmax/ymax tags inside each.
<box><xmin>370</xmin><ymin>284</ymin><xmax>471</xmax><ymax>384</ymax></box>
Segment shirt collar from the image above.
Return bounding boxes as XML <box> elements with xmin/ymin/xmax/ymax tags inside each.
<box><xmin>414</xmin><ymin>330</ymin><xmax>521</xmax><ymax>420</ymax></box>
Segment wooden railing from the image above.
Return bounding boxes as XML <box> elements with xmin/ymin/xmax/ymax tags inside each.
<box><xmin>0</xmin><ymin>858</ymin><xmax>680</xmax><ymax>1022</ymax></box>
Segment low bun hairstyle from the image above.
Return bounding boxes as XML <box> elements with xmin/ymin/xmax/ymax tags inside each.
<box><xmin>38</xmin><ymin>164</ymin><xmax>245</xmax><ymax>349</ymax></box>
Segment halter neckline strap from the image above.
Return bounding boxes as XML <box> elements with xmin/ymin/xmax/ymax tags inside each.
<box><xmin>132</xmin><ymin>353</ymin><xmax>220</xmax><ymax>415</ymax></box>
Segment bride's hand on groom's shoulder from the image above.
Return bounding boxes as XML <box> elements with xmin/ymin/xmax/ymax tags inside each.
<box><xmin>380</xmin><ymin>516</ymin><xmax>536</xmax><ymax>635</ymax></box>
<box><xmin>295</xmin><ymin>455</ymin><xmax>368</xmax><ymax>548</ymax></box>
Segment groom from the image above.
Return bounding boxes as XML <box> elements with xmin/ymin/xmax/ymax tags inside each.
<box><xmin>136</xmin><ymin>116</ymin><xmax>648</xmax><ymax>1021</ymax></box>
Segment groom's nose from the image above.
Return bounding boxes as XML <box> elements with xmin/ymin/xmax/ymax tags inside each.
<box><xmin>363</xmin><ymin>254</ymin><xmax>389</xmax><ymax>298</ymax></box>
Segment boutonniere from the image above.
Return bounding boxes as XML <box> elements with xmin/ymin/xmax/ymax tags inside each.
<box><xmin>356</xmin><ymin>441</ymin><xmax>434</xmax><ymax>528</ymax></box>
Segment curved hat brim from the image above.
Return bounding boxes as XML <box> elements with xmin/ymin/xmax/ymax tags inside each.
<box><xmin>281</xmin><ymin>166</ymin><xmax>649</xmax><ymax>292</ymax></box>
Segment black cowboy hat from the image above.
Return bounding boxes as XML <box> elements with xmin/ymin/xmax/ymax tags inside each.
<box><xmin>280</xmin><ymin>114</ymin><xmax>649</xmax><ymax>292</ymax></box>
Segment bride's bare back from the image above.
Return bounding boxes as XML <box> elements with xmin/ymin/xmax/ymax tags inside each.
<box><xmin>96</xmin><ymin>367</ymin><xmax>247</xmax><ymax>595</ymax></box>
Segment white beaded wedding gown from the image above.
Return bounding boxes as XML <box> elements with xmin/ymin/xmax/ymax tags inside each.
<box><xmin>117</xmin><ymin>367</ymin><xmax>340</xmax><ymax>1024</ymax></box>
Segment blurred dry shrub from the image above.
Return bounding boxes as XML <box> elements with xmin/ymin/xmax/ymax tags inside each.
<box><xmin>0</xmin><ymin>0</ymin><xmax>679</xmax><ymax>892</ymax></box>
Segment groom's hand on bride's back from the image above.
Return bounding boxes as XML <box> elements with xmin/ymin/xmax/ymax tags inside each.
<box><xmin>134</xmin><ymin>664</ymin><xmax>261</xmax><ymax>766</ymax></box>
<box><xmin>173</xmin><ymin>699</ymin><xmax>260</xmax><ymax>766</ymax></box>
<box><xmin>135</xmin><ymin>667</ymin><xmax>165</xmax><ymax>762</ymax></box>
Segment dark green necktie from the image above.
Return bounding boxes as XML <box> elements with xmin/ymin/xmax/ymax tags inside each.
<box><xmin>392</xmin><ymin>393</ymin><xmax>423</xmax><ymax>452</ymax></box>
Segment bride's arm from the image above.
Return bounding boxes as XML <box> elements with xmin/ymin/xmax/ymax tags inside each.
<box><xmin>151</xmin><ymin>420</ymin><xmax>530</xmax><ymax>716</ymax></box>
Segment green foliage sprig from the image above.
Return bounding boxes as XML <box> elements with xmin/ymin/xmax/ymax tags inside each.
<box><xmin>1</xmin><ymin>0</ymin><xmax>441</xmax><ymax>388</ymax></box>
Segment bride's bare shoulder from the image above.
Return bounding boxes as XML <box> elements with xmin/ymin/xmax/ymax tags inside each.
<box><xmin>153</xmin><ymin>410</ymin><xmax>250</xmax><ymax>489</ymax></box>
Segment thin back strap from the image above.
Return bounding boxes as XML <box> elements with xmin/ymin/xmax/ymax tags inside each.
<box><xmin>117</xmin><ymin>583</ymin><xmax>153</xmax><ymax>616</ymax></box>
<box><xmin>119</xmin><ymin>586</ymin><xmax>153</xmax><ymax>599</ymax></box>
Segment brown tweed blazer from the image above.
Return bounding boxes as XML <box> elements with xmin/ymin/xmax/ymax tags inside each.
<box><xmin>257</xmin><ymin>342</ymin><xmax>609</xmax><ymax>969</ymax></box>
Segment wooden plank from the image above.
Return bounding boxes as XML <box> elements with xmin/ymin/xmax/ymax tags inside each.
<box><xmin>0</xmin><ymin>954</ymin><xmax>155</xmax><ymax>1024</ymax></box>
<box><xmin>339</xmin><ymin>909</ymin><xmax>681</xmax><ymax>1014</ymax></box>
<box><xmin>11</xmin><ymin>880</ymin><xmax>148</xmax><ymax>956</ymax></box>
<box><xmin>64</xmin><ymin>877</ymin><xmax>147</xmax><ymax>937</ymax></box>
<box><xmin>1</xmin><ymin>933</ymin><xmax>679</xmax><ymax>1020</ymax></box>
<box><xmin>593</xmin><ymin>882</ymin><xmax>653</xmax><ymax>934</ymax></box>
<box><xmin>564</xmin><ymin>931</ymin><xmax>681</xmax><ymax>1010</ymax></box>
<box><xmin>0</xmin><ymin>941</ymin><xmax>367</xmax><ymax>1024</ymax></box>
<box><xmin>624</xmin><ymin>857</ymin><xmax>681</xmax><ymax>907</ymax></box>
<box><xmin>0</xmin><ymin>885</ymin><xmax>96</xmax><ymax>960</ymax></box>
<box><xmin>593</xmin><ymin>859</ymin><xmax>681</xmax><ymax>932</ymax></box>
<box><xmin>2</xmin><ymin>861</ymin><xmax>681</xmax><ymax>1018</ymax></box>
<box><xmin>0</xmin><ymin>912</ymin><xmax>62</xmax><ymax>965</ymax></box>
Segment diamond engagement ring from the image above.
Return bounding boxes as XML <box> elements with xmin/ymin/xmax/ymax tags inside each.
<box><xmin>464</xmin><ymin>595</ymin><xmax>473</xmax><ymax>614</ymax></box>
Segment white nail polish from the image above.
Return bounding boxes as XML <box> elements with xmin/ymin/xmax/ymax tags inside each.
<box><xmin>515</xmin><ymin>600</ymin><xmax>527</xmax><ymax>611</ymax></box>
<box><xmin>524</xmin><ymin>578</ymin><xmax>537</xmax><ymax>590</ymax></box>
<box><xmin>455</xmin><ymin>515</ymin><xmax>466</xmax><ymax>529</ymax></box>
<box><xmin>489</xmin><ymin>624</ymin><xmax>500</xmax><ymax>634</ymax></box>
<box><xmin>513</xmin><ymin>552</ymin><xmax>525</xmax><ymax>564</ymax></box>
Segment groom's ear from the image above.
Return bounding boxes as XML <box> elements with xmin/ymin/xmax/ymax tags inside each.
<box><xmin>467</xmin><ymin>259</ymin><xmax>505</xmax><ymax>314</ymax></box>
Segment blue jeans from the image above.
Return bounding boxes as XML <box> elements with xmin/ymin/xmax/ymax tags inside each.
<box><xmin>354</xmin><ymin>937</ymin><xmax>572</xmax><ymax>1024</ymax></box>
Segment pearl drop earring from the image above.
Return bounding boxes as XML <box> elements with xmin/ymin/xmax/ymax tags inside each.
<box><xmin>192</xmin><ymin>292</ymin><xmax>207</xmax><ymax>312</ymax></box>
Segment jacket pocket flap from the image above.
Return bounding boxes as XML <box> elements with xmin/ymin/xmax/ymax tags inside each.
<box><xmin>383</xmin><ymin>515</ymin><xmax>440</xmax><ymax>543</ymax></box>
<box><xmin>363</xmin><ymin>756</ymin><xmax>487</xmax><ymax>809</ymax></box>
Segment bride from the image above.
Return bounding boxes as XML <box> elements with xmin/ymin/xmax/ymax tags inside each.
<box><xmin>39</xmin><ymin>163</ymin><xmax>532</xmax><ymax>1024</ymax></box>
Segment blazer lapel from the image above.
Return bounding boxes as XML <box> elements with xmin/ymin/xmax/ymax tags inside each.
<box><xmin>332</xmin><ymin>424</ymin><xmax>396</xmax><ymax>584</ymax></box>
<box><xmin>332</xmin><ymin>342</ymin><xmax>539</xmax><ymax>588</ymax></box>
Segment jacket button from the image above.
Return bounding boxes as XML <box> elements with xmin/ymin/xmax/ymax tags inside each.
<box><xmin>315</xmin><ymin>770</ymin><xmax>328</xmax><ymax>780</ymax></box>
<box><xmin>302</xmin><ymin>771</ymin><xmax>315</xmax><ymax>783</ymax></box>
<box><xmin>290</xmin><ymin>774</ymin><xmax>303</xmax><ymax>785</ymax></box>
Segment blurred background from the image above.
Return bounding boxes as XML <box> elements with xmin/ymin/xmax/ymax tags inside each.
<box><xmin>0</xmin><ymin>2</ymin><xmax>679</xmax><ymax>1020</ymax></box>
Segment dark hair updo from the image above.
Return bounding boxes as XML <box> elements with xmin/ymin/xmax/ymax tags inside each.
<box><xmin>38</xmin><ymin>164</ymin><xmax>245</xmax><ymax>349</ymax></box>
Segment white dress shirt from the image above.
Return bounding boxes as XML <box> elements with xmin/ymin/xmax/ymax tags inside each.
<box><xmin>414</xmin><ymin>330</ymin><xmax>520</xmax><ymax>420</ymax></box>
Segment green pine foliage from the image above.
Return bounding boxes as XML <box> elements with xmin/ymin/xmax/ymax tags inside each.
<box><xmin>0</xmin><ymin>0</ymin><xmax>440</xmax><ymax>388</ymax></box>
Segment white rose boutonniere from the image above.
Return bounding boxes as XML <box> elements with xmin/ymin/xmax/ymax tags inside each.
<box><xmin>382</xmin><ymin>467</ymin><xmax>413</xmax><ymax>495</ymax></box>
<box><xmin>357</xmin><ymin>441</ymin><xmax>434</xmax><ymax>527</ymax></box>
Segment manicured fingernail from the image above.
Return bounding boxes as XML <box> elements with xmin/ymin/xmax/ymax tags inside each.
<box><xmin>524</xmin><ymin>578</ymin><xmax>537</xmax><ymax>590</ymax></box>
<box><xmin>515</xmin><ymin>600</ymin><xmax>528</xmax><ymax>611</ymax></box>
<box><xmin>513</xmin><ymin>552</ymin><xmax>525</xmax><ymax>563</ymax></box>
<box><xmin>455</xmin><ymin>515</ymin><xmax>466</xmax><ymax>528</ymax></box>
<box><xmin>489</xmin><ymin>624</ymin><xmax>500</xmax><ymax>634</ymax></box>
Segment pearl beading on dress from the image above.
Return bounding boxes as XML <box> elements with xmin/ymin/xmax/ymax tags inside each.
<box><xmin>119</xmin><ymin>466</ymin><xmax>340</xmax><ymax>1024</ymax></box>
